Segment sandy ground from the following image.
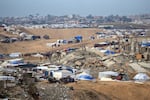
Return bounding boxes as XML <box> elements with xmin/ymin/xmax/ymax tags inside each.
<box><xmin>28</xmin><ymin>28</ymin><xmax>101</xmax><ymax>40</ymax></box>
<box><xmin>67</xmin><ymin>81</ymin><xmax>150</xmax><ymax>100</ymax></box>
<box><xmin>1</xmin><ymin>28</ymin><xmax>150</xmax><ymax>100</ymax></box>
<box><xmin>0</xmin><ymin>28</ymin><xmax>111</xmax><ymax>54</ymax></box>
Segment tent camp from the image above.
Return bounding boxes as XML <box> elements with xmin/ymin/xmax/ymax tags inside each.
<box><xmin>133</xmin><ymin>73</ymin><xmax>150</xmax><ymax>81</ymax></box>
<box><xmin>76</xmin><ymin>72</ymin><xmax>94</xmax><ymax>81</ymax></box>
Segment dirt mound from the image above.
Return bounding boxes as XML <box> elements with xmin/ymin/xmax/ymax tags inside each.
<box><xmin>73</xmin><ymin>89</ymin><xmax>112</xmax><ymax>100</ymax></box>
<box><xmin>68</xmin><ymin>81</ymin><xmax>150</xmax><ymax>100</ymax></box>
<box><xmin>0</xmin><ymin>28</ymin><xmax>106</xmax><ymax>54</ymax></box>
<box><xmin>28</xmin><ymin>28</ymin><xmax>101</xmax><ymax>40</ymax></box>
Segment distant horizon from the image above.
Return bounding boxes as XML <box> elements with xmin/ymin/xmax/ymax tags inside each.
<box><xmin>0</xmin><ymin>0</ymin><xmax>150</xmax><ymax>17</ymax></box>
<box><xmin>1</xmin><ymin>13</ymin><xmax>150</xmax><ymax>18</ymax></box>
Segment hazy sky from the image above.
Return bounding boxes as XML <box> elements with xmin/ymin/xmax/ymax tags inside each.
<box><xmin>0</xmin><ymin>0</ymin><xmax>150</xmax><ymax>17</ymax></box>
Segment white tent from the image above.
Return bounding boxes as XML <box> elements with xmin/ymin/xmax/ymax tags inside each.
<box><xmin>19</xmin><ymin>32</ymin><xmax>27</xmax><ymax>37</ymax></box>
<box><xmin>35</xmin><ymin>66</ymin><xmax>49</xmax><ymax>70</ymax></box>
<box><xmin>99</xmin><ymin>71</ymin><xmax>119</xmax><ymax>80</ymax></box>
<box><xmin>52</xmin><ymin>70</ymin><xmax>73</xmax><ymax>80</ymax></box>
<box><xmin>32</xmin><ymin>53</ymin><xmax>44</xmax><ymax>58</ymax></box>
<box><xmin>9</xmin><ymin>52</ymin><xmax>22</xmax><ymax>58</ymax></box>
<box><xmin>133</xmin><ymin>73</ymin><xmax>150</xmax><ymax>81</ymax></box>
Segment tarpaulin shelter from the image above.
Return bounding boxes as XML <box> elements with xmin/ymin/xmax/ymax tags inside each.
<box><xmin>76</xmin><ymin>72</ymin><xmax>94</xmax><ymax>81</ymax></box>
<box><xmin>133</xmin><ymin>73</ymin><xmax>150</xmax><ymax>81</ymax></box>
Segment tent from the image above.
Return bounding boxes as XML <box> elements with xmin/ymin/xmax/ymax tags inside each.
<box><xmin>1</xmin><ymin>58</ymin><xmax>26</xmax><ymax>67</ymax></box>
<box><xmin>9</xmin><ymin>52</ymin><xmax>21</xmax><ymax>58</ymax></box>
<box><xmin>133</xmin><ymin>73</ymin><xmax>150</xmax><ymax>81</ymax></box>
<box><xmin>77</xmin><ymin>72</ymin><xmax>94</xmax><ymax>81</ymax></box>
<box><xmin>99</xmin><ymin>71</ymin><xmax>119</xmax><ymax>80</ymax></box>
<box><xmin>35</xmin><ymin>66</ymin><xmax>49</xmax><ymax>70</ymax></box>
<box><xmin>52</xmin><ymin>70</ymin><xmax>74</xmax><ymax>80</ymax></box>
<box><xmin>32</xmin><ymin>53</ymin><xmax>44</xmax><ymax>58</ymax></box>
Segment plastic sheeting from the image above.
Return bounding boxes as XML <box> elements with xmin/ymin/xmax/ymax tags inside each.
<box><xmin>77</xmin><ymin>72</ymin><xmax>94</xmax><ymax>81</ymax></box>
<box><xmin>133</xmin><ymin>73</ymin><xmax>150</xmax><ymax>81</ymax></box>
<box><xmin>9</xmin><ymin>52</ymin><xmax>21</xmax><ymax>58</ymax></box>
<box><xmin>99</xmin><ymin>71</ymin><xmax>119</xmax><ymax>80</ymax></box>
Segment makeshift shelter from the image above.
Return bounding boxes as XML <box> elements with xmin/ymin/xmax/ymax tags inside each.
<box><xmin>9</xmin><ymin>52</ymin><xmax>22</xmax><ymax>58</ymax></box>
<box><xmin>52</xmin><ymin>70</ymin><xmax>74</xmax><ymax>80</ymax></box>
<box><xmin>99</xmin><ymin>71</ymin><xmax>119</xmax><ymax>81</ymax></box>
<box><xmin>1</xmin><ymin>58</ymin><xmax>26</xmax><ymax>67</ymax></box>
<box><xmin>133</xmin><ymin>73</ymin><xmax>150</xmax><ymax>81</ymax></box>
<box><xmin>32</xmin><ymin>53</ymin><xmax>44</xmax><ymax>58</ymax></box>
<box><xmin>35</xmin><ymin>66</ymin><xmax>49</xmax><ymax>70</ymax></box>
<box><xmin>77</xmin><ymin>72</ymin><xmax>94</xmax><ymax>81</ymax></box>
<box><xmin>19</xmin><ymin>32</ymin><xmax>27</xmax><ymax>37</ymax></box>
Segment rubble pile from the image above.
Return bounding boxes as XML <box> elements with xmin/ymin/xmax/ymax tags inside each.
<box><xmin>37</xmin><ymin>83</ymin><xmax>73</xmax><ymax>100</ymax></box>
<box><xmin>60</xmin><ymin>50</ymin><xmax>100</xmax><ymax>67</ymax></box>
<box><xmin>0</xmin><ymin>41</ymin><xmax>150</xmax><ymax>99</ymax></box>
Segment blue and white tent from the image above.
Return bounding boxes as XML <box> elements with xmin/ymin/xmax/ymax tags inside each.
<box><xmin>76</xmin><ymin>72</ymin><xmax>94</xmax><ymax>81</ymax></box>
<box><xmin>133</xmin><ymin>73</ymin><xmax>150</xmax><ymax>81</ymax></box>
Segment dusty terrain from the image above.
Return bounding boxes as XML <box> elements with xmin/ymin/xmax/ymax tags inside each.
<box><xmin>67</xmin><ymin>81</ymin><xmax>150</xmax><ymax>100</ymax></box>
<box><xmin>0</xmin><ymin>28</ymin><xmax>105</xmax><ymax>54</ymax></box>
<box><xmin>5</xmin><ymin>80</ymin><xmax>150</xmax><ymax>100</ymax></box>
<box><xmin>1</xmin><ymin>28</ymin><xmax>150</xmax><ymax>100</ymax></box>
<box><xmin>28</xmin><ymin>28</ymin><xmax>100</xmax><ymax>40</ymax></box>
<box><xmin>32</xmin><ymin>80</ymin><xmax>150</xmax><ymax>100</ymax></box>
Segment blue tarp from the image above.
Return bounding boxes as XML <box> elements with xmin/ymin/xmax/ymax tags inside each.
<box><xmin>74</xmin><ymin>36</ymin><xmax>83</xmax><ymax>41</ymax></box>
<box><xmin>104</xmin><ymin>50</ymin><xmax>115</xmax><ymax>55</ymax></box>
